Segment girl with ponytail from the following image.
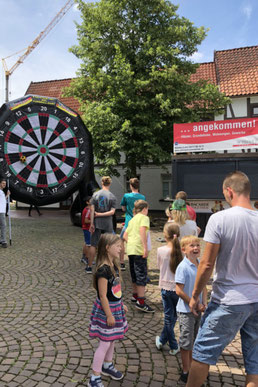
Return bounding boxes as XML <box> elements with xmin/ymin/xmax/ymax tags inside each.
<box><xmin>155</xmin><ymin>222</ymin><xmax>182</xmax><ymax>355</ymax></box>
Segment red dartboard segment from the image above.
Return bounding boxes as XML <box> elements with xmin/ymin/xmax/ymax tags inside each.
<box><xmin>17</xmin><ymin>174</ymin><xmax>27</xmax><ymax>183</ymax></box>
<box><xmin>5</xmin><ymin>131</ymin><xmax>11</xmax><ymax>142</ymax></box>
<box><xmin>5</xmin><ymin>154</ymin><xmax>11</xmax><ymax>166</ymax></box>
<box><xmin>59</xmin><ymin>120</ymin><xmax>69</xmax><ymax>128</ymax></box>
<box><xmin>17</xmin><ymin>116</ymin><xmax>28</xmax><ymax>124</ymax></box>
<box><xmin>27</xmin><ymin>165</ymin><xmax>33</xmax><ymax>172</ymax></box>
<box><xmin>37</xmin><ymin>184</ymin><xmax>48</xmax><ymax>188</ymax></box>
<box><xmin>58</xmin><ymin>176</ymin><xmax>68</xmax><ymax>184</ymax></box>
<box><xmin>73</xmin><ymin>159</ymin><xmax>79</xmax><ymax>168</ymax></box>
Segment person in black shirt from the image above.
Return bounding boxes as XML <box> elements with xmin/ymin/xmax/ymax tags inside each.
<box><xmin>88</xmin><ymin>234</ymin><xmax>128</xmax><ymax>387</ymax></box>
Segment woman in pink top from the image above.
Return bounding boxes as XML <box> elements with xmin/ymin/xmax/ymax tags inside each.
<box><xmin>155</xmin><ymin>223</ymin><xmax>183</xmax><ymax>355</ymax></box>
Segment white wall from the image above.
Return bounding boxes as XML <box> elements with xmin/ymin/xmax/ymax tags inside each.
<box><xmin>215</xmin><ymin>96</ymin><xmax>258</xmax><ymax>120</ymax></box>
<box><xmin>215</xmin><ymin>97</ymin><xmax>248</xmax><ymax>120</ymax></box>
<box><xmin>251</xmin><ymin>96</ymin><xmax>258</xmax><ymax>103</ymax></box>
<box><xmin>227</xmin><ymin>97</ymin><xmax>247</xmax><ymax>118</ymax></box>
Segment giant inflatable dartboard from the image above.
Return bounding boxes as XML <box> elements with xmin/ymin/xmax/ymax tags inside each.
<box><xmin>0</xmin><ymin>95</ymin><xmax>95</xmax><ymax>206</ymax></box>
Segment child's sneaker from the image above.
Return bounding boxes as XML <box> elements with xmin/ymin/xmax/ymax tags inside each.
<box><xmin>155</xmin><ymin>336</ymin><xmax>163</xmax><ymax>350</ymax></box>
<box><xmin>169</xmin><ymin>347</ymin><xmax>180</xmax><ymax>355</ymax></box>
<box><xmin>81</xmin><ymin>256</ymin><xmax>88</xmax><ymax>264</ymax></box>
<box><xmin>180</xmin><ymin>372</ymin><xmax>189</xmax><ymax>383</ymax></box>
<box><xmin>88</xmin><ymin>375</ymin><xmax>104</xmax><ymax>387</ymax></box>
<box><xmin>131</xmin><ymin>297</ymin><xmax>137</xmax><ymax>303</ymax></box>
<box><xmin>101</xmin><ymin>363</ymin><xmax>123</xmax><ymax>380</ymax></box>
<box><xmin>135</xmin><ymin>301</ymin><xmax>155</xmax><ymax>313</ymax></box>
<box><xmin>85</xmin><ymin>266</ymin><xmax>92</xmax><ymax>274</ymax></box>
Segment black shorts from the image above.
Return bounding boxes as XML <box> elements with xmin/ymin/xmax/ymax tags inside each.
<box><xmin>128</xmin><ymin>255</ymin><xmax>147</xmax><ymax>286</ymax></box>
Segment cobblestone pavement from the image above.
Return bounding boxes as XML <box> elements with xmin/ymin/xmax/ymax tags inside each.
<box><xmin>0</xmin><ymin>211</ymin><xmax>246</xmax><ymax>387</ymax></box>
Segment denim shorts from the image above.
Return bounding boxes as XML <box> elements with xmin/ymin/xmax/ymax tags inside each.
<box><xmin>193</xmin><ymin>301</ymin><xmax>258</xmax><ymax>374</ymax></box>
<box><xmin>120</xmin><ymin>225</ymin><xmax>126</xmax><ymax>239</ymax></box>
<box><xmin>83</xmin><ymin>229</ymin><xmax>91</xmax><ymax>246</ymax></box>
<box><xmin>177</xmin><ymin>312</ymin><xmax>201</xmax><ymax>350</ymax></box>
<box><xmin>128</xmin><ymin>255</ymin><xmax>147</xmax><ymax>286</ymax></box>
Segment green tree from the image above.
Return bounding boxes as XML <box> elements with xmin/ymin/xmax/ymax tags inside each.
<box><xmin>67</xmin><ymin>0</ymin><xmax>230</xmax><ymax>176</ymax></box>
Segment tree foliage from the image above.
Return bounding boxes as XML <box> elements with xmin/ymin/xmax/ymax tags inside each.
<box><xmin>67</xmin><ymin>0</ymin><xmax>230</xmax><ymax>176</ymax></box>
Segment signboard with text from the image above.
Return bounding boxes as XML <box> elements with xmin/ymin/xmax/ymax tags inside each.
<box><xmin>174</xmin><ymin>117</ymin><xmax>258</xmax><ymax>153</ymax></box>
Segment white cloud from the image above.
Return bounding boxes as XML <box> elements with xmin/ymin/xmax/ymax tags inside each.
<box><xmin>241</xmin><ymin>4</ymin><xmax>252</xmax><ymax>19</ymax></box>
<box><xmin>190</xmin><ymin>52</ymin><xmax>204</xmax><ymax>63</ymax></box>
<box><xmin>73</xmin><ymin>3</ymin><xmax>79</xmax><ymax>12</ymax></box>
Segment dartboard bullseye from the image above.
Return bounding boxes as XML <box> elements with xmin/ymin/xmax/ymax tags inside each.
<box><xmin>0</xmin><ymin>95</ymin><xmax>94</xmax><ymax>206</ymax></box>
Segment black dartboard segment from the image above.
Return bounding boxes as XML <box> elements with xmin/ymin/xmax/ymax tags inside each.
<box><xmin>0</xmin><ymin>95</ymin><xmax>94</xmax><ymax>206</ymax></box>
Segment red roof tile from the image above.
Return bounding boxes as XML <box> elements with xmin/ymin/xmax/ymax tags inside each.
<box><xmin>214</xmin><ymin>46</ymin><xmax>258</xmax><ymax>97</ymax></box>
<box><xmin>25</xmin><ymin>78</ymin><xmax>82</xmax><ymax>114</ymax></box>
<box><xmin>190</xmin><ymin>62</ymin><xmax>217</xmax><ymax>85</ymax></box>
<box><xmin>191</xmin><ymin>46</ymin><xmax>258</xmax><ymax>97</ymax></box>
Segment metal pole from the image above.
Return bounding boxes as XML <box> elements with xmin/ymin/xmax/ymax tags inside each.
<box><xmin>7</xmin><ymin>178</ymin><xmax>11</xmax><ymax>246</ymax></box>
<box><xmin>5</xmin><ymin>73</ymin><xmax>9</xmax><ymax>103</ymax></box>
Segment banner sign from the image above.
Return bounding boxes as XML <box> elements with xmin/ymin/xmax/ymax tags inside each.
<box><xmin>174</xmin><ymin>117</ymin><xmax>258</xmax><ymax>153</ymax></box>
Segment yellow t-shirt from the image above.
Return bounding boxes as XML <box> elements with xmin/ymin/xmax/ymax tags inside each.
<box><xmin>126</xmin><ymin>213</ymin><xmax>150</xmax><ymax>256</ymax></box>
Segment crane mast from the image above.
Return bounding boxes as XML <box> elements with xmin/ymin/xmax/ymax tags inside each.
<box><xmin>2</xmin><ymin>0</ymin><xmax>74</xmax><ymax>102</ymax></box>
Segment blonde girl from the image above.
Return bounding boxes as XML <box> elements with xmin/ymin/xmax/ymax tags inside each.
<box><xmin>88</xmin><ymin>234</ymin><xmax>128</xmax><ymax>387</ymax></box>
<box><xmin>155</xmin><ymin>222</ymin><xmax>183</xmax><ymax>355</ymax></box>
<box><xmin>166</xmin><ymin>199</ymin><xmax>198</xmax><ymax>239</ymax></box>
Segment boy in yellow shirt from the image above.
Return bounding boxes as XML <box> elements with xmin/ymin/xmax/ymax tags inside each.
<box><xmin>123</xmin><ymin>200</ymin><xmax>154</xmax><ymax>313</ymax></box>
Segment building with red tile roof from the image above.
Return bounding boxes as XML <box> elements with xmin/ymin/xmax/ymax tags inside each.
<box><xmin>189</xmin><ymin>45</ymin><xmax>258</xmax><ymax>120</ymax></box>
<box><xmin>25</xmin><ymin>78</ymin><xmax>81</xmax><ymax>114</ymax></box>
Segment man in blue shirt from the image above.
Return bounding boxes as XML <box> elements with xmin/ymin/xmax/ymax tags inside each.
<box><xmin>120</xmin><ymin>178</ymin><xmax>145</xmax><ymax>270</ymax></box>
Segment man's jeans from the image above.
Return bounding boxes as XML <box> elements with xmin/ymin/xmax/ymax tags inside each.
<box><xmin>0</xmin><ymin>213</ymin><xmax>6</xmax><ymax>243</ymax></box>
<box><xmin>193</xmin><ymin>301</ymin><xmax>258</xmax><ymax>374</ymax></box>
<box><xmin>160</xmin><ymin>289</ymin><xmax>179</xmax><ymax>350</ymax></box>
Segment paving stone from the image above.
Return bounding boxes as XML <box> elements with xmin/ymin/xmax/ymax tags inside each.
<box><xmin>1</xmin><ymin>373</ymin><xmax>16</xmax><ymax>382</ymax></box>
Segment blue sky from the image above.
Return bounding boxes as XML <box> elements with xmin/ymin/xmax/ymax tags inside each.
<box><xmin>0</xmin><ymin>0</ymin><xmax>257</xmax><ymax>106</ymax></box>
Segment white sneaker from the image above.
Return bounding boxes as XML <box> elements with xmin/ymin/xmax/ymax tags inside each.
<box><xmin>169</xmin><ymin>347</ymin><xmax>180</xmax><ymax>355</ymax></box>
<box><xmin>155</xmin><ymin>336</ymin><xmax>163</xmax><ymax>350</ymax></box>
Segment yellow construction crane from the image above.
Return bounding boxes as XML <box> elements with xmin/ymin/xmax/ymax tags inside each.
<box><xmin>2</xmin><ymin>0</ymin><xmax>74</xmax><ymax>102</ymax></box>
